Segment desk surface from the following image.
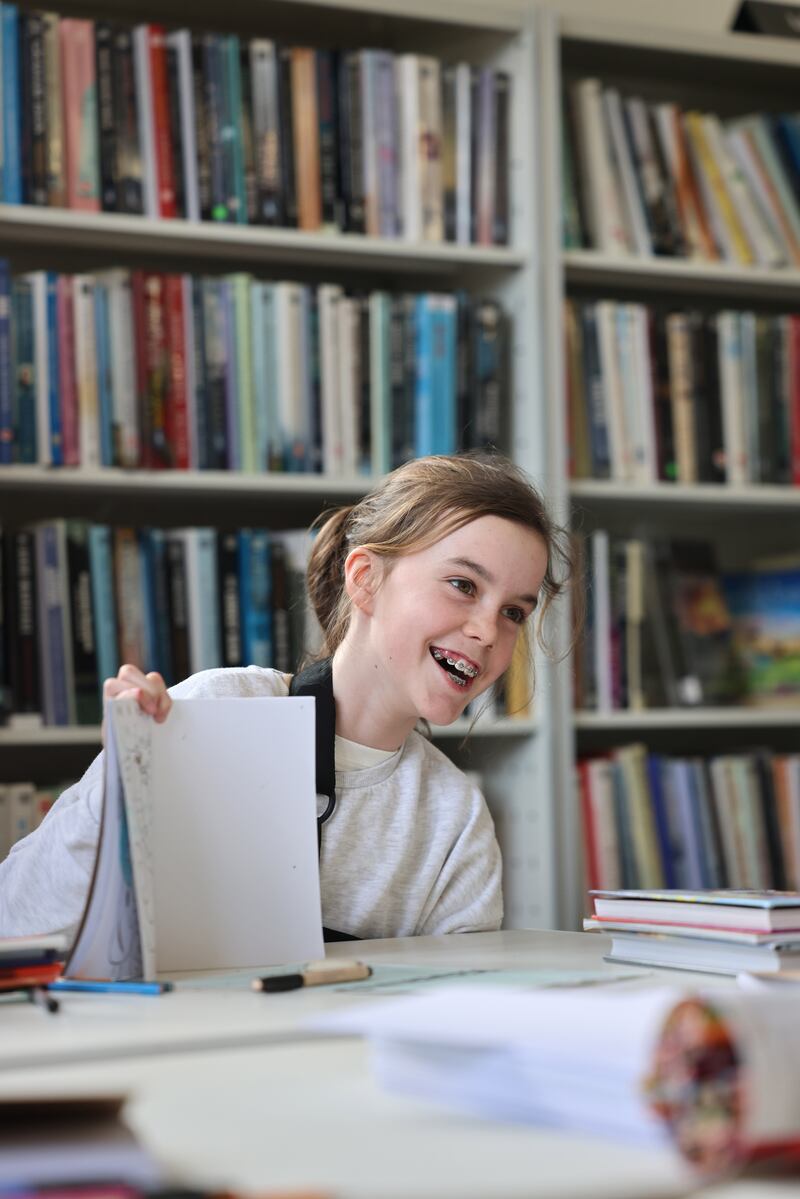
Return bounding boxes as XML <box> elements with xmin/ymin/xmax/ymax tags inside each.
<box><xmin>0</xmin><ymin>929</ymin><xmax>795</xmax><ymax>1199</ymax></box>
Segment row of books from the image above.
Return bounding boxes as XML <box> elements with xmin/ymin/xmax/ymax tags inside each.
<box><xmin>0</xmin><ymin>7</ymin><xmax>510</xmax><ymax>244</ymax></box>
<box><xmin>1</xmin><ymin>520</ymin><xmax>319</xmax><ymax>727</ymax></box>
<box><xmin>564</xmin><ymin>77</ymin><xmax>800</xmax><ymax>268</ymax></box>
<box><xmin>1</xmin><ymin>521</ymin><xmax>530</xmax><ymax>730</ymax></box>
<box><xmin>565</xmin><ymin>299</ymin><xmax>800</xmax><ymax>487</ymax></box>
<box><xmin>578</xmin><ymin>745</ymin><xmax>800</xmax><ymax>897</ymax></box>
<box><xmin>0</xmin><ymin>781</ymin><xmax>60</xmax><ymax>861</ymax></box>
<box><xmin>0</xmin><ymin>262</ymin><xmax>507</xmax><ymax>473</ymax></box>
<box><xmin>573</xmin><ymin>533</ymin><xmax>800</xmax><ymax>712</ymax></box>
<box><xmin>585</xmin><ymin>888</ymin><xmax>800</xmax><ymax>976</ymax></box>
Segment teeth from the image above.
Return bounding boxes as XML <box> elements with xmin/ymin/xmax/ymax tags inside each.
<box><xmin>432</xmin><ymin>649</ymin><xmax>443</xmax><ymax>660</ymax></box>
<box><xmin>432</xmin><ymin>648</ymin><xmax>478</xmax><ymax>679</ymax></box>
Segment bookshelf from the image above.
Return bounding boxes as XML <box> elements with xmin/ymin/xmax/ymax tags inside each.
<box><xmin>538</xmin><ymin>10</ymin><xmax>800</xmax><ymax>924</ymax></box>
<box><xmin>0</xmin><ymin>0</ymin><xmax>559</xmax><ymax>930</ymax></box>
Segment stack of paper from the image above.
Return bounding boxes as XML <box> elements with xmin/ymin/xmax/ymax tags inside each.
<box><xmin>313</xmin><ymin>984</ymin><xmax>679</xmax><ymax>1145</ymax></box>
<box><xmin>584</xmin><ymin>889</ymin><xmax>800</xmax><ymax>975</ymax></box>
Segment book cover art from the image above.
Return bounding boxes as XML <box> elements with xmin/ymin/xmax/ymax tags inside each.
<box><xmin>723</xmin><ymin>563</ymin><xmax>800</xmax><ymax>707</ymax></box>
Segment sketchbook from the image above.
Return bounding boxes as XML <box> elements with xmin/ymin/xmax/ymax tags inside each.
<box><xmin>67</xmin><ymin>697</ymin><xmax>324</xmax><ymax>980</ymax></box>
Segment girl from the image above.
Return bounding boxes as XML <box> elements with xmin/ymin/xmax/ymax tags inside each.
<box><xmin>0</xmin><ymin>454</ymin><xmax>567</xmax><ymax>943</ymax></box>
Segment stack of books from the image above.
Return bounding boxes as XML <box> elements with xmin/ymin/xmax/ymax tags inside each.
<box><xmin>0</xmin><ymin>933</ymin><xmax>66</xmax><ymax>993</ymax></box>
<box><xmin>584</xmin><ymin>888</ymin><xmax>800</xmax><ymax>975</ymax></box>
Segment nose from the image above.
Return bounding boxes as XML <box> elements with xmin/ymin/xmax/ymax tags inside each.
<box><xmin>464</xmin><ymin>606</ymin><xmax>497</xmax><ymax>649</ymax></box>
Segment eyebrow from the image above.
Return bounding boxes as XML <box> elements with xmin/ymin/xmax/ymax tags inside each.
<box><xmin>446</xmin><ymin>557</ymin><xmax>539</xmax><ymax>608</ymax></box>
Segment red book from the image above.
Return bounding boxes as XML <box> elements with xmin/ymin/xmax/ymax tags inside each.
<box><xmin>164</xmin><ymin>274</ymin><xmax>189</xmax><ymax>469</ymax></box>
<box><xmin>0</xmin><ymin>962</ymin><xmax>63</xmax><ymax>989</ymax></box>
<box><xmin>56</xmin><ymin>276</ymin><xmax>79</xmax><ymax>466</ymax></box>
<box><xmin>60</xmin><ymin>19</ymin><xmax>101</xmax><ymax>211</ymax></box>
<box><xmin>578</xmin><ymin>759</ymin><xmax>601</xmax><ymax>895</ymax></box>
<box><xmin>142</xmin><ymin>273</ymin><xmax>171</xmax><ymax>467</ymax></box>
<box><xmin>148</xmin><ymin>25</ymin><xmax>177</xmax><ymax>219</ymax></box>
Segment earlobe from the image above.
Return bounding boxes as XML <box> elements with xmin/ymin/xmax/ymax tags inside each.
<box><xmin>344</xmin><ymin>547</ymin><xmax>378</xmax><ymax>614</ymax></box>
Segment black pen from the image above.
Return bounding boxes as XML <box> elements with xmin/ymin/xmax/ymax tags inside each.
<box><xmin>252</xmin><ymin>958</ymin><xmax>372</xmax><ymax>993</ymax></box>
<box><xmin>27</xmin><ymin>986</ymin><xmax>60</xmax><ymax>1014</ymax></box>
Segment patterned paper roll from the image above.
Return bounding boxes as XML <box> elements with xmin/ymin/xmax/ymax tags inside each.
<box><xmin>645</xmin><ymin>992</ymin><xmax>800</xmax><ymax>1176</ymax></box>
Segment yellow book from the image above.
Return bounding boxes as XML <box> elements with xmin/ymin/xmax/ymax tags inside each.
<box><xmin>685</xmin><ymin>111</ymin><xmax>755</xmax><ymax>266</ymax></box>
<box><xmin>504</xmin><ymin>634</ymin><xmax>532</xmax><ymax>719</ymax></box>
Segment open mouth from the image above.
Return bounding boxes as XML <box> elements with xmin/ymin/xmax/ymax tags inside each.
<box><xmin>429</xmin><ymin>646</ymin><xmax>480</xmax><ymax>689</ymax></box>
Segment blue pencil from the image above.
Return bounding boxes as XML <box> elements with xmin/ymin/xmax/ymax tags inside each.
<box><xmin>47</xmin><ymin>979</ymin><xmax>173</xmax><ymax>995</ymax></box>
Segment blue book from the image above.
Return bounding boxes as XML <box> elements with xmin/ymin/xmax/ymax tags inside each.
<box><xmin>238</xmin><ymin>529</ymin><xmax>272</xmax><ymax>667</ymax></box>
<box><xmin>93</xmin><ymin>281</ymin><xmax>114</xmax><ymax>467</ymax></box>
<box><xmin>45</xmin><ymin>273</ymin><xmax>63</xmax><ymax>466</ymax></box>
<box><xmin>1</xmin><ymin>6</ymin><xmax>21</xmax><ymax>204</ymax></box>
<box><xmin>580</xmin><ymin>303</ymin><xmax>611</xmax><ymax>479</ymax></box>
<box><xmin>250</xmin><ymin>284</ymin><xmax>269</xmax><ymax>472</ymax></box>
<box><xmin>669</xmin><ymin>759</ymin><xmax>706</xmax><ymax>890</ymax></box>
<box><xmin>220</xmin><ymin>279</ymin><xmax>239</xmax><ymax>470</ymax></box>
<box><xmin>646</xmin><ymin>755</ymin><xmax>677</xmax><ymax>889</ymax></box>
<box><xmin>11</xmin><ymin>275</ymin><xmax>36</xmax><ymax>464</ymax></box>
<box><xmin>414</xmin><ymin>295</ymin><xmax>435</xmax><ymax>458</ymax></box>
<box><xmin>431</xmin><ymin>295</ymin><xmax>457</xmax><ymax>455</ymax></box>
<box><xmin>0</xmin><ymin>259</ymin><xmax>11</xmax><ymax>463</ymax></box>
<box><xmin>87</xmin><ymin>524</ymin><xmax>119</xmax><ymax>694</ymax></box>
<box><xmin>189</xmin><ymin>278</ymin><xmax>209</xmax><ymax>470</ymax></box>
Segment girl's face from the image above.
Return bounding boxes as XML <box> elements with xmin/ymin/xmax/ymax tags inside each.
<box><xmin>366</xmin><ymin>515</ymin><xmax>549</xmax><ymax>729</ymax></box>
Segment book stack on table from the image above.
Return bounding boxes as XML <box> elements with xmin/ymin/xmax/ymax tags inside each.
<box><xmin>584</xmin><ymin>889</ymin><xmax>800</xmax><ymax>976</ymax></box>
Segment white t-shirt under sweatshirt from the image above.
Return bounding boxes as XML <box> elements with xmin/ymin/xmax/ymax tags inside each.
<box><xmin>0</xmin><ymin>667</ymin><xmax>503</xmax><ymax>943</ymax></box>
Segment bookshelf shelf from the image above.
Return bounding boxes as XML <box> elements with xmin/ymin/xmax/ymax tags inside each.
<box><xmin>569</xmin><ymin>480</ymin><xmax>800</xmax><ymax>513</ymax></box>
<box><xmin>430</xmin><ymin>717</ymin><xmax>537</xmax><ymax>738</ymax></box>
<box><xmin>574</xmin><ymin>708</ymin><xmax>800</xmax><ymax>732</ymax></box>
<box><xmin>564</xmin><ymin>250</ymin><xmax>800</xmax><ymax>302</ymax></box>
<box><xmin>559</xmin><ymin>17</ymin><xmax>800</xmax><ymax>69</ymax></box>
<box><xmin>0</xmin><ymin>205</ymin><xmax>526</xmax><ymax>278</ymax></box>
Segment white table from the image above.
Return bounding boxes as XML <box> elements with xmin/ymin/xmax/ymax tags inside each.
<box><xmin>0</xmin><ymin>930</ymin><xmax>796</xmax><ymax>1199</ymax></box>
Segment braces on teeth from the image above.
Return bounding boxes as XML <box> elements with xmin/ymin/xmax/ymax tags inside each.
<box><xmin>431</xmin><ymin>649</ymin><xmax>478</xmax><ymax>678</ymax></box>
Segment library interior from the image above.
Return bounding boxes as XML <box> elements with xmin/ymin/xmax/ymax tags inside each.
<box><xmin>3</xmin><ymin>0</ymin><xmax>800</xmax><ymax>1195</ymax></box>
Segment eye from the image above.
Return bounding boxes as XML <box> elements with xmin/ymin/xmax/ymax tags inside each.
<box><xmin>448</xmin><ymin>577</ymin><xmax>475</xmax><ymax>596</ymax></box>
<box><xmin>502</xmin><ymin>606</ymin><xmax>527</xmax><ymax>625</ymax></box>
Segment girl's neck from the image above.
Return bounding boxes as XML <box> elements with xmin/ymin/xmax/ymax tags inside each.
<box><xmin>330</xmin><ymin>643</ymin><xmax>415</xmax><ymax>752</ymax></box>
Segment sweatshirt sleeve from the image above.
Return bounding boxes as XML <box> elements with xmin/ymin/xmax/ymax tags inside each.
<box><xmin>416</xmin><ymin>785</ymin><xmax>504</xmax><ymax>936</ymax></box>
<box><xmin>0</xmin><ymin>667</ymin><xmax>288</xmax><ymax>941</ymax></box>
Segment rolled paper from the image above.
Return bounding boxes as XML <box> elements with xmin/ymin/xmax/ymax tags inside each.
<box><xmin>645</xmin><ymin>991</ymin><xmax>800</xmax><ymax>1176</ymax></box>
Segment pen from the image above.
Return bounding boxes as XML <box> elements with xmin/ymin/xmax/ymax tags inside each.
<box><xmin>252</xmin><ymin>958</ymin><xmax>372</xmax><ymax>993</ymax></box>
<box><xmin>27</xmin><ymin>986</ymin><xmax>60</xmax><ymax>1014</ymax></box>
<box><xmin>48</xmin><ymin>979</ymin><xmax>174</xmax><ymax>995</ymax></box>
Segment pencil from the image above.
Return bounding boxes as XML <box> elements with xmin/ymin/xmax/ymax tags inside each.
<box><xmin>48</xmin><ymin>979</ymin><xmax>173</xmax><ymax>995</ymax></box>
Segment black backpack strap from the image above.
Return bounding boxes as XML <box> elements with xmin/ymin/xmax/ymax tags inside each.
<box><xmin>289</xmin><ymin>657</ymin><xmax>360</xmax><ymax>944</ymax></box>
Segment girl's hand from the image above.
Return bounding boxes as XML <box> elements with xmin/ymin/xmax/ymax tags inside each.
<box><xmin>101</xmin><ymin>665</ymin><xmax>172</xmax><ymax>745</ymax></box>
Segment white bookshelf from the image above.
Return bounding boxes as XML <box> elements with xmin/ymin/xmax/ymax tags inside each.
<box><xmin>0</xmin><ymin>0</ymin><xmax>555</xmax><ymax>929</ymax></box>
<box><xmin>536</xmin><ymin>7</ymin><xmax>800</xmax><ymax>928</ymax></box>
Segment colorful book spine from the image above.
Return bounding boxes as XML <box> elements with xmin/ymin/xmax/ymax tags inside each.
<box><xmin>60</xmin><ymin>19</ymin><xmax>100</xmax><ymax>211</ymax></box>
<box><xmin>44</xmin><ymin>272</ymin><xmax>62</xmax><ymax>466</ymax></box>
<box><xmin>2</xmin><ymin>5</ymin><xmax>22</xmax><ymax>204</ymax></box>
<box><xmin>87</xmin><ymin>523</ymin><xmax>119</xmax><ymax>688</ymax></box>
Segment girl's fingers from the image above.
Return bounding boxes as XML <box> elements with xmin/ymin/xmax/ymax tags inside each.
<box><xmin>103</xmin><ymin>668</ymin><xmax>171</xmax><ymax>721</ymax></box>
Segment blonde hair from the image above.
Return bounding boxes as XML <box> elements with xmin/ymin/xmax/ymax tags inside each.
<box><xmin>306</xmin><ymin>454</ymin><xmax>570</xmax><ymax>681</ymax></box>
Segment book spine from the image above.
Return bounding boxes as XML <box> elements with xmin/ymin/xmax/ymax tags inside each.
<box><xmin>181</xmin><ymin>275</ymin><xmax>198</xmax><ymax>469</ymax></box>
<box><xmin>72</xmin><ymin>275</ymin><xmax>100</xmax><ymax>468</ymax></box>
<box><xmin>493</xmin><ymin>71</ymin><xmax>510</xmax><ymax>246</ymax></box>
<box><xmin>223</xmin><ymin>34</ymin><xmax>247</xmax><ymax>225</ymax></box>
<box><xmin>398</xmin><ymin>55</ymin><xmax>420</xmax><ymax>242</ymax></box>
<box><xmin>277</xmin><ymin>45</ymin><xmax>297</xmax><ymax>227</ymax></box>
<box><xmin>92</xmin><ymin>278</ymin><xmax>114</xmax><ymax>466</ymax></box>
<box><xmin>66</xmin><ymin>520</ymin><xmax>101</xmax><ymax>725</ymax></box>
<box><xmin>250</xmin><ymin>39</ymin><xmax>283</xmax><ymax>225</ymax></box>
<box><xmin>238</xmin><ymin>42</ymin><xmax>257</xmax><ymax>224</ymax></box>
<box><xmin>35</xmin><ymin>521</ymin><xmax>74</xmax><ymax>726</ymax></box>
<box><xmin>165</xmin><ymin>40</ymin><xmax>186</xmax><ymax>219</ymax></box>
<box><xmin>11</xmin><ymin>275</ymin><xmax>35</xmax><ymax>464</ymax></box>
<box><xmin>192</xmin><ymin>34</ymin><xmax>211</xmax><ymax>220</ymax></box>
<box><xmin>106</xmin><ymin>270</ymin><xmax>139</xmax><ymax>468</ymax></box>
<box><xmin>419</xmin><ymin>57</ymin><xmax>443</xmax><ymax>242</ymax></box>
<box><xmin>291</xmin><ymin>47</ymin><xmax>321</xmax><ymax>232</ymax></box>
<box><xmin>665</xmin><ymin>311</ymin><xmax>698</xmax><ymax>483</ymax></box>
<box><xmin>148</xmin><ymin>25</ymin><xmax>177</xmax><ymax>219</ymax></box>
<box><xmin>42</xmin><ymin>272</ymin><xmax>62</xmax><ymax>466</ymax></box>
<box><xmin>87</xmin><ymin>523</ymin><xmax>119</xmax><ymax>687</ymax></box>
<box><xmin>374</xmin><ymin>50</ymin><xmax>398</xmax><ymax>238</ymax></box>
<box><xmin>164</xmin><ymin>532</ymin><xmax>189</xmax><ymax>683</ymax></box>
<box><xmin>25</xmin><ymin>12</ymin><xmax>48</xmax><ymax>206</ymax></box>
<box><xmin>442</xmin><ymin>64</ymin><xmax>457</xmax><ymax>243</ymax></box>
<box><xmin>217</xmin><ymin>529</ymin><xmax>242</xmax><ymax>668</ymax></box>
<box><xmin>201</xmin><ymin>278</ymin><xmax>229</xmax><ymax>469</ymax></box>
<box><xmin>232</xmin><ymin>273</ymin><xmax>255</xmax><ymax>472</ymax></box>
<box><xmin>133</xmin><ymin>25</ymin><xmax>158</xmax><ymax>217</ymax></box>
<box><xmin>95</xmin><ymin>21</ymin><xmax>117</xmax><ymax>211</ymax></box>
<box><xmin>219</xmin><ymin>280</ymin><xmax>239</xmax><ymax>470</ymax></box>
<box><xmin>114</xmin><ymin>527</ymin><xmax>146</xmax><ymax>669</ymax></box>
<box><xmin>42</xmin><ymin>11</ymin><xmax>65</xmax><ymax>208</ymax></box>
<box><xmin>7</xmin><ymin>529</ymin><xmax>41</xmax><ymax>715</ymax></box>
<box><xmin>60</xmin><ymin>19</ymin><xmax>100</xmax><ymax>211</ymax></box>
<box><xmin>238</xmin><ymin>529</ymin><xmax>272</xmax><ymax>667</ymax></box>
<box><xmin>164</xmin><ymin>274</ymin><xmax>190</xmax><ymax>469</ymax></box>
<box><xmin>342</xmin><ymin>51</ymin><xmax>364</xmax><ymax>234</ymax></box>
<box><xmin>317</xmin><ymin>49</ymin><xmax>339</xmax><ymax>232</ymax></box>
<box><xmin>112</xmin><ymin>27</ymin><xmax>143</xmax><ymax>214</ymax></box>
<box><xmin>142</xmin><ymin>272</ymin><xmax>172</xmax><ymax>467</ymax></box>
<box><xmin>1</xmin><ymin>6</ymin><xmax>22</xmax><ymax>204</ymax></box>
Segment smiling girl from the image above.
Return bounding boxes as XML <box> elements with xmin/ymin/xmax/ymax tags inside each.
<box><xmin>0</xmin><ymin>454</ymin><xmax>568</xmax><ymax>943</ymax></box>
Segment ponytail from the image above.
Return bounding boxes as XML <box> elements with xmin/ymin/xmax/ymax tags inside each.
<box><xmin>306</xmin><ymin>505</ymin><xmax>354</xmax><ymax>653</ymax></box>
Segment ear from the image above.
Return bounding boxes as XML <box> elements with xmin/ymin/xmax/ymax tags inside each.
<box><xmin>343</xmin><ymin>547</ymin><xmax>381</xmax><ymax>615</ymax></box>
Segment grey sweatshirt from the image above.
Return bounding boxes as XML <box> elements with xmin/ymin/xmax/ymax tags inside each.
<box><xmin>0</xmin><ymin>667</ymin><xmax>503</xmax><ymax>942</ymax></box>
